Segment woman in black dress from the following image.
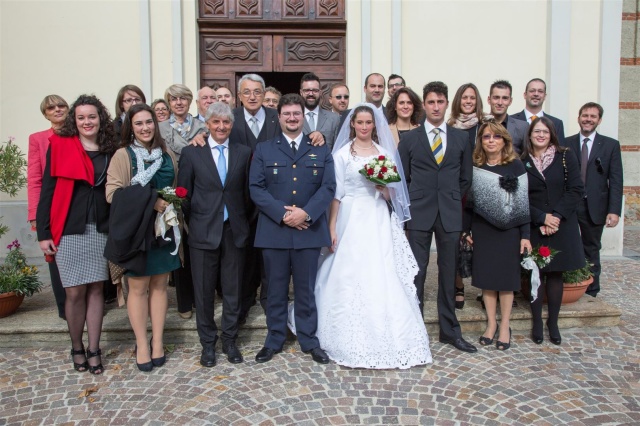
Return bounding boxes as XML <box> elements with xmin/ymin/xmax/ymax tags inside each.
<box><xmin>464</xmin><ymin>121</ymin><xmax>531</xmax><ymax>350</ymax></box>
<box><xmin>522</xmin><ymin>116</ymin><xmax>585</xmax><ymax>345</ymax></box>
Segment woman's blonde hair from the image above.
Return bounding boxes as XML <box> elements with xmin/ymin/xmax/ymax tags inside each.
<box><xmin>473</xmin><ymin>120</ymin><xmax>517</xmax><ymax>166</ymax></box>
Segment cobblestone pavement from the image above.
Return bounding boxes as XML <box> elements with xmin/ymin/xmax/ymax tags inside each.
<box><xmin>1</xmin><ymin>235</ymin><xmax>639</xmax><ymax>425</ymax></box>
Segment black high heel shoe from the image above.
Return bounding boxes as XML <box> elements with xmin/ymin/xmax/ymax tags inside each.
<box><xmin>86</xmin><ymin>348</ymin><xmax>104</xmax><ymax>375</ymax></box>
<box><xmin>531</xmin><ymin>333</ymin><xmax>543</xmax><ymax>344</ymax></box>
<box><xmin>548</xmin><ymin>324</ymin><xmax>562</xmax><ymax>345</ymax></box>
<box><xmin>150</xmin><ymin>337</ymin><xmax>166</xmax><ymax>367</ymax></box>
<box><xmin>71</xmin><ymin>345</ymin><xmax>88</xmax><ymax>372</ymax></box>
<box><xmin>134</xmin><ymin>345</ymin><xmax>153</xmax><ymax>372</ymax></box>
<box><xmin>496</xmin><ymin>328</ymin><xmax>512</xmax><ymax>351</ymax></box>
<box><xmin>479</xmin><ymin>324</ymin><xmax>497</xmax><ymax>346</ymax></box>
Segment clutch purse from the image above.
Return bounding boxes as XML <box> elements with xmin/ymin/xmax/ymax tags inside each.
<box><xmin>457</xmin><ymin>236</ymin><xmax>473</xmax><ymax>278</ymax></box>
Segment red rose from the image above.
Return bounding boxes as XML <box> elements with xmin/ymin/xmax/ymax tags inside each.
<box><xmin>175</xmin><ymin>187</ymin><xmax>188</xmax><ymax>198</ymax></box>
<box><xmin>367</xmin><ymin>168</ymin><xmax>374</xmax><ymax>176</ymax></box>
<box><xmin>377</xmin><ymin>172</ymin><xmax>384</xmax><ymax>179</ymax></box>
<box><xmin>380</xmin><ymin>166</ymin><xmax>388</xmax><ymax>173</ymax></box>
<box><xmin>538</xmin><ymin>246</ymin><xmax>551</xmax><ymax>257</ymax></box>
<box><xmin>378</xmin><ymin>155</ymin><xmax>385</xmax><ymax>161</ymax></box>
<box><xmin>393</xmin><ymin>166</ymin><xmax>397</xmax><ymax>172</ymax></box>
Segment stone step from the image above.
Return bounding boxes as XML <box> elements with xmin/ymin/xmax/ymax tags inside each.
<box><xmin>0</xmin><ymin>290</ymin><xmax>621</xmax><ymax>348</ymax></box>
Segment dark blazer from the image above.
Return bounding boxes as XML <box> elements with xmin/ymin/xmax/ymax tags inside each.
<box><xmin>398</xmin><ymin>124</ymin><xmax>473</xmax><ymax>233</ymax></box>
<box><xmin>178</xmin><ymin>139</ymin><xmax>252</xmax><ymax>250</ymax></box>
<box><xmin>505</xmin><ymin>115</ymin><xmax>530</xmax><ymax>154</ymax></box>
<box><xmin>303</xmin><ymin>108</ymin><xmax>341</xmax><ymax>151</ymax></box>
<box><xmin>511</xmin><ymin>110</ymin><xmax>565</xmax><ymax>145</ymax></box>
<box><xmin>230</xmin><ymin>106</ymin><xmax>280</xmax><ymax>151</ymax></box>
<box><xmin>523</xmin><ymin>149</ymin><xmax>585</xmax><ymax>271</ymax></box>
<box><xmin>566</xmin><ymin>132</ymin><xmax>623</xmax><ymax>224</ymax></box>
<box><xmin>249</xmin><ymin>133</ymin><xmax>336</xmax><ymax>249</ymax></box>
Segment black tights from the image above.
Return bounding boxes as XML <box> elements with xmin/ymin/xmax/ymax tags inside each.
<box><xmin>530</xmin><ymin>271</ymin><xmax>563</xmax><ymax>339</ymax></box>
<box><xmin>65</xmin><ymin>282</ymin><xmax>104</xmax><ymax>367</ymax></box>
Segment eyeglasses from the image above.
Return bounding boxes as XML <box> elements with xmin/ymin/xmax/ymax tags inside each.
<box><xmin>241</xmin><ymin>90</ymin><xmax>264</xmax><ymax>97</ymax></box>
<box><xmin>333</xmin><ymin>95</ymin><xmax>349</xmax><ymax>100</ymax></box>
<box><xmin>154</xmin><ymin>107</ymin><xmax>169</xmax><ymax>113</ymax></box>
<box><xmin>123</xmin><ymin>97</ymin><xmax>142</xmax><ymax>105</ymax></box>
<box><xmin>389</xmin><ymin>83</ymin><xmax>405</xmax><ymax>88</ymax></box>
<box><xmin>280</xmin><ymin>111</ymin><xmax>303</xmax><ymax>117</ymax></box>
<box><xmin>532</xmin><ymin>129</ymin><xmax>550</xmax><ymax>135</ymax></box>
<box><xmin>169</xmin><ymin>96</ymin><xmax>189</xmax><ymax>103</ymax></box>
<box><xmin>481</xmin><ymin>134</ymin><xmax>504</xmax><ymax>141</ymax></box>
<box><xmin>46</xmin><ymin>103</ymin><xmax>68</xmax><ymax>111</ymax></box>
<box><xmin>301</xmin><ymin>89</ymin><xmax>320</xmax><ymax>94</ymax></box>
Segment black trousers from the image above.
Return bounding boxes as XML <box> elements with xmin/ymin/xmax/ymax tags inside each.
<box><xmin>408</xmin><ymin>214</ymin><xmax>461</xmax><ymax>340</ymax></box>
<box><xmin>577</xmin><ymin>199</ymin><xmax>605</xmax><ymax>296</ymax></box>
<box><xmin>190</xmin><ymin>223</ymin><xmax>244</xmax><ymax>346</ymax></box>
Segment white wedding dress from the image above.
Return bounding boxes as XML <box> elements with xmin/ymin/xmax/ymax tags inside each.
<box><xmin>310</xmin><ymin>144</ymin><xmax>432</xmax><ymax>369</ymax></box>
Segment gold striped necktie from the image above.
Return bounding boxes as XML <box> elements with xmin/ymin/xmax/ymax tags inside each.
<box><xmin>431</xmin><ymin>128</ymin><xmax>443</xmax><ymax>165</ymax></box>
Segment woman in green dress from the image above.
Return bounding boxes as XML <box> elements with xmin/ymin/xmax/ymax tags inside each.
<box><xmin>106</xmin><ymin>103</ymin><xmax>180</xmax><ymax>372</ymax></box>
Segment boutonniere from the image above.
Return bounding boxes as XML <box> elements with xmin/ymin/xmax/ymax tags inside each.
<box><xmin>525</xmin><ymin>162</ymin><xmax>532</xmax><ymax>169</ymax></box>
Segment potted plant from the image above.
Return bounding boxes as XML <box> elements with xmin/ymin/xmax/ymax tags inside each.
<box><xmin>0</xmin><ymin>240</ymin><xmax>43</xmax><ymax>317</ymax></box>
<box><xmin>0</xmin><ymin>137</ymin><xmax>42</xmax><ymax>317</ymax></box>
<box><xmin>561</xmin><ymin>259</ymin><xmax>593</xmax><ymax>304</ymax></box>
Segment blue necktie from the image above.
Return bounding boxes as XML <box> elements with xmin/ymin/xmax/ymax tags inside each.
<box><xmin>215</xmin><ymin>145</ymin><xmax>228</xmax><ymax>221</ymax></box>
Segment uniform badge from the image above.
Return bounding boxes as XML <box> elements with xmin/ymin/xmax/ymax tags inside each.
<box><xmin>273</xmin><ymin>169</ymin><xmax>278</xmax><ymax>175</ymax></box>
<box><xmin>309</xmin><ymin>154</ymin><xmax>317</xmax><ymax>159</ymax></box>
<box><xmin>313</xmin><ymin>170</ymin><xmax>318</xmax><ymax>176</ymax></box>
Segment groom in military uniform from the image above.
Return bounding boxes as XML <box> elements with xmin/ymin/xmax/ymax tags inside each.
<box><xmin>249</xmin><ymin>93</ymin><xmax>336</xmax><ymax>364</ymax></box>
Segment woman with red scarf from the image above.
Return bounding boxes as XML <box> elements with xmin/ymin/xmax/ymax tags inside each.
<box><xmin>36</xmin><ymin>95</ymin><xmax>117</xmax><ymax>375</ymax></box>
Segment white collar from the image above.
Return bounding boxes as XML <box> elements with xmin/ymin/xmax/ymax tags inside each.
<box><xmin>283</xmin><ymin>132</ymin><xmax>304</xmax><ymax>146</ymax></box>
<box><xmin>244</xmin><ymin>107</ymin><xmax>266</xmax><ymax>123</ymax></box>
<box><xmin>580</xmin><ymin>131</ymin><xmax>596</xmax><ymax>143</ymax></box>
<box><xmin>304</xmin><ymin>106</ymin><xmax>320</xmax><ymax>115</ymax></box>
<box><xmin>208</xmin><ymin>135</ymin><xmax>229</xmax><ymax>150</ymax></box>
<box><xmin>525</xmin><ymin>109</ymin><xmax>544</xmax><ymax>120</ymax></box>
<box><xmin>424</xmin><ymin>120</ymin><xmax>446</xmax><ymax>135</ymax></box>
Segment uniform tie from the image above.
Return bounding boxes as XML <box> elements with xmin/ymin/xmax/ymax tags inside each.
<box><xmin>431</xmin><ymin>128</ymin><xmax>443</xmax><ymax>165</ymax></box>
<box><xmin>291</xmin><ymin>141</ymin><xmax>297</xmax><ymax>155</ymax></box>
<box><xmin>215</xmin><ymin>145</ymin><xmax>228</xmax><ymax>221</ymax></box>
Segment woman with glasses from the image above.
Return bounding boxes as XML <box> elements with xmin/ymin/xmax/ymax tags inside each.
<box><xmin>523</xmin><ymin>117</ymin><xmax>585</xmax><ymax>345</ymax></box>
<box><xmin>463</xmin><ymin>121</ymin><xmax>531</xmax><ymax>351</ymax></box>
<box><xmin>114</xmin><ymin>85</ymin><xmax>146</xmax><ymax>138</ymax></box>
<box><xmin>37</xmin><ymin>94</ymin><xmax>118</xmax><ymax>375</ymax></box>
<box><xmin>151</xmin><ymin>99</ymin><xmax>170</xmax><ymax>122</ymax></box>
<box><xmin>28</xmin><ymin>94</ymin><xmax>70</xmax><ymax>320</ymax></box>
<box><xmin>386</xmin><ymin>87</ymin><xmax>422</xmax><ymax>146</ymax></box>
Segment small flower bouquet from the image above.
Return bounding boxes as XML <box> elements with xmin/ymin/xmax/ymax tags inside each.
<box><xmin>521</xmin><ymin>245</ymin><xmax>559</xmax><ymax>301</ymax></box>
<box><xmin>158</xmin><ymin>186</ymin><xmax>187</xmax><ymax>211</ymax></box>
<box><xmin>359</xmin><ymin>155</ymin><xmax>401</xmax><ymax>185</ymax></box>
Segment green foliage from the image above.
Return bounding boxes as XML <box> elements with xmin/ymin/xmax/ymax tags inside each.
<box><xmin>562</xmin><ymin>259</ymin><xmax>594</xmax><ymax>284</ymax></box>
<box><xmin>0</xmin><ymin>137</ymin><xmax>27</xmax><ymax>197</ymax></box>
<box><xmin>0</xmin><ymin>240</ymin><xmax>43</xmax><ymax>297</ymax></box>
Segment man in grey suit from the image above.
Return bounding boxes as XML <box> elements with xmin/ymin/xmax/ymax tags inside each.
<box><xmin>399</xmin><ymin>81</ymin><xmax>476</xmax><ymax>353</ymax></box>
<box><xmin>300</xmin><ymin>73</ymin><xmax>340</xmax><ymax>151</ymax></box>
<box><xmin>511</xmin><ymin>78</ymin><xmax>565</xmax><ymax>145</ymax></box>
<box><xmin>487</xmin><ymin>80</ymin><xmax>528</xmax><ymax>154</ymax></box>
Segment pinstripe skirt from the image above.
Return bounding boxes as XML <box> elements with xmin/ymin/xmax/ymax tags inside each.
<box><xmin>56</xmin><ymin>223</ymin><xmax>109</xmax><ymax>288</ymax></box>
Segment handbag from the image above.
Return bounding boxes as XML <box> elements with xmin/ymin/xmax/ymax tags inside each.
<box><xmin>457</xmin><ymin>235</ymin><xmax>473</xmax><ymax>278</ymax></box>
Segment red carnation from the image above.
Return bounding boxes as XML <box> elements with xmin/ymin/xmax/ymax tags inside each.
<box><xmin>175</xmin><ymin>187</ymin><xmax>188</xmax><ymax>198</ymax></box>
<box><xmin>380</xmin><ymin>166</ymin><xmax>388</xmax><ymax>173</ymax></box>
<box><xmin>367</xmin><ymin>168</ymin><xmax>374</xmax><ymax>176</ymax></box>
<box><xmin>378</xmin><ymin>155</ymin><xmax>385</xmax><ymax>161</ymax></box>
<box><xmin>538</xmin><ymin>246</ymin><xmax>551</xmax><ymax>257</ymax></box>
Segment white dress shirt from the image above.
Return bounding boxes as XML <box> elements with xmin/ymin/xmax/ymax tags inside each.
<box><xmin>424</xmin><ymin>121</ymin><xmax>447</xmax><ymax>153</ymax></box>
<box><xmin>304</xmin><ymin>106</ymin><xmax>320</xmax><ymax>131</ymax></box>
<box><xmin>283</xmin><ymin>132</ymin><xmax>304</xmax><ymax>151</ymax></box>
<box><xmin>244</xmin><ymin>107</ymin><xmax>266</xmax><ymax>134</ymax></box>
<box><xmin>525</xmin><ymin>109</ymin><xmax>545</xmax><ymax>123</ymax></box>
<box><xmin>208</xmin><ymin>136</ymin><xmax>229</xmax><ymax>170</ymax></box>
<box><xmin>580</xmin><ymin>131</ymin><xmax>596</xmax><ymax>158</ymax></box>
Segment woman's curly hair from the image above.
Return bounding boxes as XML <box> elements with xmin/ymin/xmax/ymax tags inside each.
<box><xmin>57</xmin><ymin>94</ymin><xmax>118</xmax><ymax>154</ymax></box>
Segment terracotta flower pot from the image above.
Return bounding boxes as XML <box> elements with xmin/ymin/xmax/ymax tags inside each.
<box><xmin>561</xmin><ymin>276</ymin><xmax>593</xmax><ymax>305</ymax></box>
<box><xmin>0</xmin><ymin>291</ymin><xmax>25</xmax><ymax>318</ymax></box>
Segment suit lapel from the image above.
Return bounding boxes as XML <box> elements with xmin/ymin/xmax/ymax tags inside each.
<box><xmin>522</xmin><ymin>154</ymin><xmax>546</xmax><ymax>183</ymax></box>
<box><xmin>316</xmin><ymin>109</ymin><xmax>327</xmax><ymax>131</ymax></box>
<box><xmin>198</xmin><ymin>143</ymin><xmax>223</xmax><ymax>187</ymax></box>
<box><xmin>589</xmin><ymin>133</ymin><xmax>604</xmax><ymax>165</ymax></box>
<box><xmin>276</xmin><ymin>135</ymin><xmax>295</xmax><ymax>160</ymax></box>
<box><xmin>226</xmin><ymin>142</ymin><xmax>240</xmax><ymax>185</ymax></box>
<box><xmin>293</xmin><ymin>136</ymin><xmax>312</xmax><ymax>163</ymax></box>
<box><xmin>439</xmin><ymin>125</ymin><xmax>455</xmax><ymax>167</ymax></box>
<box><xmin>418</xmin><ymin>127</ymin><xmax>438</xmax><ymax>166</ymax></box>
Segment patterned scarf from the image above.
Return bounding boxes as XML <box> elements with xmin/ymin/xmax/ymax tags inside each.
<box><xmin>169</xmin><ymin>114</ymin><xmax>193</xmax><ymax>139</ymax></box>
<box><xmin>531</xmin><ymin>145</ymin><xmax>556</xmax><ymax>177</ymax></box>
<box><xmin>130</xmin><ymin>140</ymin><xmax>163</xmax><ymax>187</ymax></box>
<box><xmin>452</xmin><ymin>113</ymin><xmax>495</xmax><ymax>130</ymax></box>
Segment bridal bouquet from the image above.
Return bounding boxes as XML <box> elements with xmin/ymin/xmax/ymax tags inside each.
<box><xmin>521</xmin><ymin>245</ymin><xmax>559</xmax><ymax>301</ymax></box>
<box><xmin>359</xmin><ymin>155</ymin><xmax>401</xmax><ymax>185</ymax></box>
<box><xmin>158</xmin><ymin>186</ymin><xmax>187</xmax><ymax>211</ymax></box>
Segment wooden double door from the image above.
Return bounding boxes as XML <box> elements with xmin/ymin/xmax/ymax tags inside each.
<box><xmin>198</xmin><ymin>0</ymin><xmax>346</xmax><ymax>108</ymax></box>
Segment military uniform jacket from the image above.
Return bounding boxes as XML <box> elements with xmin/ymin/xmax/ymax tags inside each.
<box><xmin>249</xmin><ymin>133</ymin><xmax>336</xmax><ymax>249</ymax></box>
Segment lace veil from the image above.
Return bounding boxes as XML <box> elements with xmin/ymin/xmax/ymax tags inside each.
<box><xmin>333</xmin><ymin>103</ymin><xmax>411</xmax><ymax>222</ymax></box>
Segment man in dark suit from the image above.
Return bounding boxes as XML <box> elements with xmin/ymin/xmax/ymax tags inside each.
<box><xmin>398</xmin><ymin>81</ymin><xmax>477</xmax><ymax>353</ymax></box>
<box><xmin>511</xmin><ymin>78</ymin><xmax>565</xmax><ymax>145</ymax></box>
<box><xmin>300</xmin><ymin>72</ymin><xmax>341</xmax><ymax>150</ymax></box>
<box><xmin>567</xmin><ymin>102</ymin><xmax>623</xmax><ymax>297</ymax></box>
<box><xmin>178</xmin><ymin>102</ymin><xmax>252</xmax><ymax>367</ymax></box>
<box><xmin>249</xmin><ymin>94</ymin><xmax>336</xmax><ymax>364</ymax></box>
<box><xmin>487</xmin><ymin>80</ymin><xmax>529</xmax><ymax>154</ymax></box>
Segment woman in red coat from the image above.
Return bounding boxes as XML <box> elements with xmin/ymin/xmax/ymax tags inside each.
<box><xmin>27</xmin><ymin>94</ymin><xmax>69</xmax><ymax>319</ymax></box>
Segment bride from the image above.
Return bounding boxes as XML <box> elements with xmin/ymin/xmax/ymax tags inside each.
<box><xmin>300</xmin><ymin>104</ymin><xmax>432</xmax><ymax>369</ymax></box>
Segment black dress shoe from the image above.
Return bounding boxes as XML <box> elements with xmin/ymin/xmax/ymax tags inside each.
<box><xmin>255</xmin><ymin>347</ymin><xmax>281</xmax><ymax>363</ymax></box>
<box><xmin>222</xmin><ymin>341</ymin><xmax>244</xmax><ymax>364</ymax></box>
<box><xmin>200</xmin><ymin>345</ymin><xmax>216</xmax><ymax>367</ymax></box>
<box><xmin>439</xmin><ymin>336</ymin><xmax>478</xmax><ymax>353</ymax></box>
<box><xmin>303</xmin><ymin>347</ymin><xmax>330</xmax><ymax>364</ymax></box>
